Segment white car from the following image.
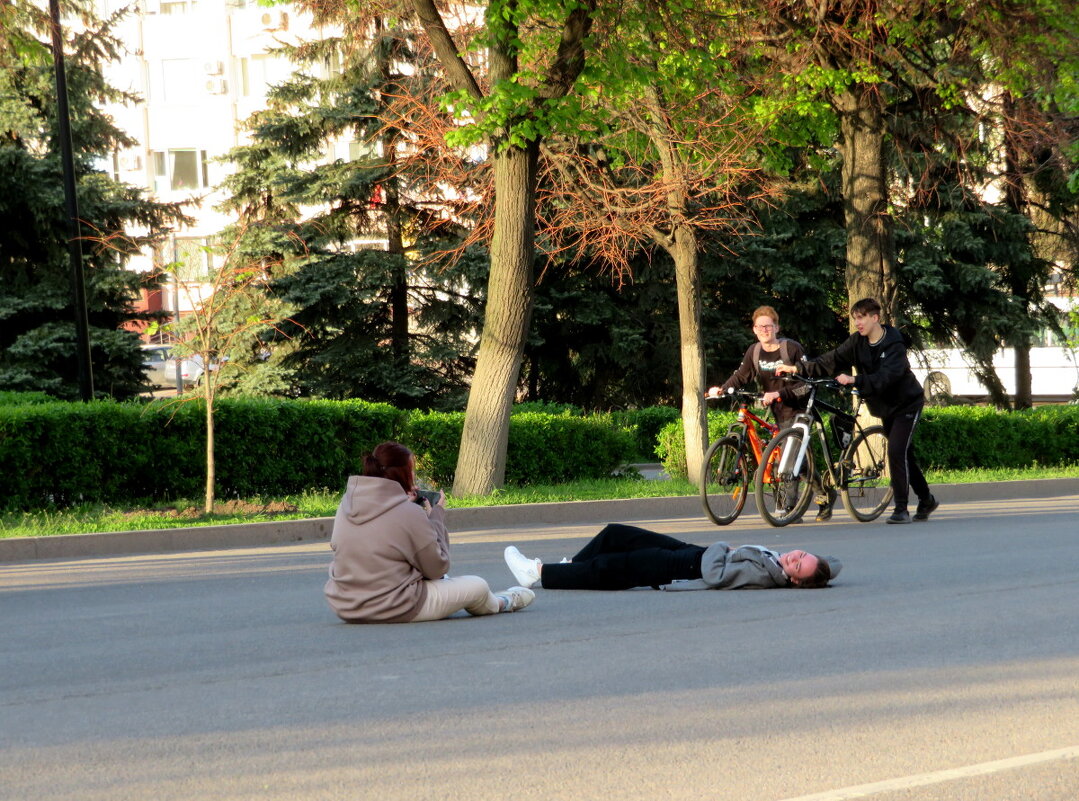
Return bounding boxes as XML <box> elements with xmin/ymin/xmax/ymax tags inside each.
<box><xmin>141</xmin><ymin>345</ymin><xmax>205</xmax><ymax>390</ymax></box>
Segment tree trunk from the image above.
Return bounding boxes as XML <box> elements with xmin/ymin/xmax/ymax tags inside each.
<box><xmin>204</xmin><ymin>381</ymin><xmax>215</xmax><ymax>514</ymax></box>
<box><xmin>836</xmin><ymin>86</ymin><xmax>896</xmax><ymax>326</ymax></box>
<box><xmin>669</xmin><ymin>227</ymin><xmax>707</xmax><ymax>487</ymax></box>
<box><xmin>1013</xmin><ymin>345</ymin><xmax>1032</xmax><ymax>408</ymax></box>
<box><xmin>452</xmin><ymin>142</ymin><xmax>539</xmax><ymax>495</ymax></box>
<box><xmin>385</xmin><ymin>181</ymin><xmax>409</xmax><ymax>379</ymax></box>
<box><xmin>1002</xmin><ymin>94</ymin><xmax>1033</xmax><ymax>410</ymax></box>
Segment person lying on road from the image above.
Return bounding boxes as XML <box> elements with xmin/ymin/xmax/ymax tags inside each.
<box><xmin>504</xmin><ymin>523</ymin><xmax>841</xmax><ymax>592</ymax></box>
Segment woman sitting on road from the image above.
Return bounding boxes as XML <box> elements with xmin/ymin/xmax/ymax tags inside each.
<box><xmin>324</xmin><ymin>441</ymin><xmax>534</xmax><ymax>623</ymax></box>
<box><xmin>504</xmin><ymin>523</ymin><xmax>840</xmax><ymax>592</ymax></box>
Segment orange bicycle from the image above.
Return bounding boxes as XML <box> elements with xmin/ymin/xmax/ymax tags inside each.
<box><xmin>700</xmin><ymin>389</ymin><xmax>780</xmax><ymax>525</ymax></box>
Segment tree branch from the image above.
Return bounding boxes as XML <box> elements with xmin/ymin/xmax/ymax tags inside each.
<box><xmin>537</xmin><ymin>0</ymin><xmax>597</xmax><ymax>100</ymax></box>
<box><xmin>408</xmin><ymin>0</ymin><xmax>484</xmax><ymax>100</ymax></box>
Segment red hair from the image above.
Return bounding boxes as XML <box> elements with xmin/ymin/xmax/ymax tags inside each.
<box><xmin>362</xmin><ymin>442</ymin><xmax>415</xmax><ymax>495</ymax></box>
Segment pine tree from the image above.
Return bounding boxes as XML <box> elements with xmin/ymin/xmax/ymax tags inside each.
<box><xmin>216</xmin><ymin>13</ymin><xmax>484</xmax><ymax>408</ymax></box>
<box><xmin>0</xmin><ymin>0</ymin><xmax>187</xmax><ymax>399</ymax></box>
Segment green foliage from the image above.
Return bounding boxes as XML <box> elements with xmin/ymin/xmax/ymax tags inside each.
<box><xmin>505</xmin><ymin>412</ymin><xmax>636</xmax><ymax>485</ymax></box>
<box><xmin>0</xmin><ymin>390</ymin><xmax>53</xmax><ymax>406</ymax></box>
<box><xmin>656</xmin><ymin>410</ymin><xmax>740</xmax><ymax>480</ymax></box>
<box><xmin>404</xmin><ymin>409</ymin><xmax>466</xmax><ymax>488</ymax></box>
<box><xmin>0</xmin><ymin>398</ymin><xmax>651</xmax><ymax>510</ymax></box>
<box><xmin>610</xmin><ymin>406</ymin><xmax>681</xmax><ymax>460</ymax></box>
<box><xmin>406</xmin><ymin>408</ymin><xmax>636</xmax><ymax>488</ymax></box>
<box><xmin>916</xmin><ymin>406</ymin><xmax>1079</xmax><ymax>470</ymax></box>
<box><xmin>0</xmin><ymin>397</ymin><xmax>406</xmax><ymax>511</ymax></box>
<box><xmin>0</xmin><ymin>2</ymin><xmax>189</xmax><ymax>399</ymax></box>
<box><xmin>656</xmin><ymin>404</ymin><xmax>1079</xmax><ymax>479</ymax></box>
<box><xmin>216</xmin><ymin>19</ymin><xmax>484</xmax><ymax>408</ymax></box>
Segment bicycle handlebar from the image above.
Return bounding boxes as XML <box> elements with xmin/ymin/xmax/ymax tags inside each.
<box><xmin>704</xmin><ymin>387</ymin><xmax>760</xmax><ymax>402</ymax></box>
<box><xmin>780</xmin><ymin>373</ymin><xmax>852</xmax><ymax>392</ymax></box>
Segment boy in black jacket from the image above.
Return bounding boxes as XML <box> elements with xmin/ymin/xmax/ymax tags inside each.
<box><xmin>776</xmin><ymin>298</ymin><xmax>939</xmax><ymax>524</ymax></box>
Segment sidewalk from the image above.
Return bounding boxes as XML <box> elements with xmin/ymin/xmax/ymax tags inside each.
<box><xmin>2</xmin><ymin>477</ymin><xmax>1077</xmax><ymax>563</ymax></box>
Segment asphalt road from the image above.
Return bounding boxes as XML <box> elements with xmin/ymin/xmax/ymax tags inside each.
<box><xmin>2</xmin><ymin>495</ymin><xmax>1077</xmax><ymax>801</ymax></box>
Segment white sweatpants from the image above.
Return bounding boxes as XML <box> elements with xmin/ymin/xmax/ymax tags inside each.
<box><xmin>411</xmin><ymin>575</ymin><xmax>501</xmax><ymax>621</ymax></box>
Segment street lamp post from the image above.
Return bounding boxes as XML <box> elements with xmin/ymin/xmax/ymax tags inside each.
<box><xmin>48</xmin><ymin>0</ymin><xmax>94</xmax><ymax>401</ymax></box>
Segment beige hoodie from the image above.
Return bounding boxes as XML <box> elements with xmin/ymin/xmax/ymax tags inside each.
<box><xmin>324</xmin><ymin>475</ymin><xmax>450</xmax><ymax>623</ymax></box>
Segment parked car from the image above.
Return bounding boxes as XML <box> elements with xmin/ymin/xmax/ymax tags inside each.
<box><xmin>141</xmin><ymin>344</ymin><xmax>173</xmax><ymax>389</ymax></box>
<box><xmin>141</xmin><ymin>344</ymin><xmax>205</xmax><ymax>390</ymax></box>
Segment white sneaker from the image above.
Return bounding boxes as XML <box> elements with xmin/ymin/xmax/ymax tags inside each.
<box><xmin>504</xmin><ymin>546</ymin><xmax>542</xmax><ymax>588</ymax></box>
<box><xmin>498</xmin><ymin>586</ymin><xmax>535</xmax><ymax>613</ymax></box>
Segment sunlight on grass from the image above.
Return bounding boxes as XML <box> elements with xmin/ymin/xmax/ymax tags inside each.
<box><xmin>2</xmin><ymin>465</ymin><xmax>1076</xmax><ymax>538</ymax></box>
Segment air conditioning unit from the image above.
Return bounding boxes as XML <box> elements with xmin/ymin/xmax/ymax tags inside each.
<box><xmin>205</xmin><ymin>78</ymin><xmax>227</xmax><ymax>95</ymax></box>
<box><xmin>203</xmin><ymin>60</ymin><xmax>224</xmax><ymax>75</ymax></box>
<box><xmin>259</xmin><ymin>11</ymin><xmax>288</xmax><ymax>31</ymax></box>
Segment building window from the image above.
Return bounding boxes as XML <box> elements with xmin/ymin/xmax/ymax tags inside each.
<box><xmin>348</xmin><ymin>139</ymin><xmax>378</xmax><ymax>163</ymax></box>
<box><xmin>160</xmin><ymin>1</ymin><xmax>195</xmax><ymax>14</ymax></box>
<box><xmin>157</xmin><ymin>236</ymin><xmax>215</xmax><ymax>281</ymax></box>
<box><xmin>174</xmin><ymin>237</ymin><xmax>214</xmax><ymax>280</ymax></box>
<box><xmin>152</xmin><ymin>149</ymin><xmax>210</xmax><ymax>192</ymax></box>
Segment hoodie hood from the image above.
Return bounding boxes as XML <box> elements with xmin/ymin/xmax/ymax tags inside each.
<box><xmin>341</xmin><ymin>475</ymin><xmax>410</xmax><ymax>526</ymax></box>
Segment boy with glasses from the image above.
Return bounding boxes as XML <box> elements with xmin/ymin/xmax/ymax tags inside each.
<box><xmin>707</xmin><ymin>305</ymin><xmax>836</xmax><ymax>522</ymax></box>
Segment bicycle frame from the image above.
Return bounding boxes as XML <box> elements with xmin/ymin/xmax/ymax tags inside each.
<box><xmin>726</xmin><ymin>404</ymin><xmax>778</xmax><ymax>466</ymax></box>
<box><xmin>712</xmin><ymin>391</ymin><xmax>780</xmax><ymax>482</ymax></box>
<box><xmin>776</xmin><ymin>379</ymin><xmax>861</xmax><ymax>484</ymax></box>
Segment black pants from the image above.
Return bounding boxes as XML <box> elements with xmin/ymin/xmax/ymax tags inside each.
<box><xmin>882</xmin><ymin>400</ymin><xmax>930</xmax><ymax>512</ymax></box>
<box><xmin>540</xmin><ymin>524</ymin><xmax>705</xmax><ymax>591</ymax></box>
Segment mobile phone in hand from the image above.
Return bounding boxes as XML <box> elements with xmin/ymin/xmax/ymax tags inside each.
<box><xmin>413</xmin><ymin>489</ymin><xmax>441</xmax><ymax>506</ymax></box>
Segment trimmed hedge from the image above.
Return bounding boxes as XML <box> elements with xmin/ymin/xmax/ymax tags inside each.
<box><xmin>612</xmin><ymin>406</ymin><xmax>681</xmax><ymax>461</ymax></box>
<box><xmin>915</xmin><ymin>405</ymin><xmax>1079</xmax><ymax>470</ymax></box>
<box><xmin>656</xmin><ymin>404</ymin><xmax>1079</xmax><ymax>478</ymax></box>
<box><xmin>0</xmin><ymin>398</ymin><xmax>642</xmax><ymax>510</ymax></box>
<box><xmin>405</xmin><ymin>409</ymin><xmax>637</xmax><ymax>488</ymax></box>
<box><xmin>656</xmin><ymin>411</ymin><xmax>738</xmax><ymax>480</ymax></box>
<box><xmin>0</xmin><ymin>398</ymin><xmax>405</xmax><ymax>510</ymax></box>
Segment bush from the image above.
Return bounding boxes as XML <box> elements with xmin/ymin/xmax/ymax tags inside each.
<box><xmin>656</xmin><ymin>404</ymin><xmax>1079</xmax><ymax>478</ymax></box>
<box><xmin>406</xmin><ymin>409</ymin><xmax>636</xmax><ymax>488</ymax></box>
<box><xmin>656</xmin><ymin>410</ymin><xmax>738</xmax><ymax>480</ymax></box>
<box><xmin>1</xmin><ymin>399</ymin><xmax>640</xmax><ymax>510</ymax></box>
<box><xmin>405</xmin><ymin>410</ymin><xmax>466</xmax><ymax>487</ymax></box>
<box><xmin>0</xmin><ymin>397</ymin><xmax>405</xmax><ymax>511</ymax></box>
<box><xmin>511</xmin><ymin>401</ymin><xmax>584</xmax><ymax>416</ymax></box>
<box><xmin>917</xmin><ymin>405</ymin><xmax>1079</xmax><ymax>469</ymax></box>
<box><xmin>0</xmin><ymin>391</ymin><xmax>52</xmax><ymax>406</ymax></box>
<box><xmin>612</xmin><ymin>406</ymin><xmax>681</xmax><ymax>461</ymax></box>
<box><xmin>505</xmin><ymin>412</ymin><xmax>636</xmax><ymax>486</ymax></box>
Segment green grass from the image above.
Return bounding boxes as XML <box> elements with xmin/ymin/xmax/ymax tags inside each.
<box><xmin>2</xmin><ymin>464</ymin><xmax>1077</xmax><ymax>539</ymax></box>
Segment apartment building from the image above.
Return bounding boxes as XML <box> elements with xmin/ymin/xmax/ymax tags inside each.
<box><xmin>97</xmin><ymin>0</ymin><xmax>344</xmax><ymax>328</ymax></box>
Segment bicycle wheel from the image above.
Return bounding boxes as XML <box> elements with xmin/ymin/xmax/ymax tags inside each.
<box><xmin>754</xmin><ymin>427</ymin><xmax>814</xmax><ymax>527</ymax></box>
<box><xmin>700</xmin><ymin>436</ymin><xmax>749</xmax><ymax>526</ymax></box>
<box><xmin>840</xmin><ymin>425</ymin><xmax>893</xmax><ymax>521</ymax></box>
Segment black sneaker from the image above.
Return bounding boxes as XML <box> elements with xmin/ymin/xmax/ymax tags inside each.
<box><xmin>913</xmin><ymin>495</ymin><xmax>939</xmax><ymax>521</ymax></box>
<box><xmin>886</xmin><ymin>510</ymin><xmax>912</xmax><ymax>524</ymax></box>
<box><xmin>815</xmin><ymin>488</ymin><xmax>837</xmax><ymax>522</ymax></box>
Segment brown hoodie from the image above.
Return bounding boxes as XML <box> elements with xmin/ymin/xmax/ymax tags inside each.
<box><xmin>324</xmin><ymin>475</ymin><xmax>450</xmax><ymax>623</ymax></box>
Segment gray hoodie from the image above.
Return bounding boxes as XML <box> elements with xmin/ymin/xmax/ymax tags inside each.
<box><xmin>659</xmin><ymin>542</ymin><xmax>842</xmax><ymax>591</ymax></box>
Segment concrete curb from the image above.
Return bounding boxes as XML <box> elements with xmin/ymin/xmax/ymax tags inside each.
<box><xmin>2</xmin><ymin>478</ymin><xmax>1077</xmax><ymax>563</ymax></box>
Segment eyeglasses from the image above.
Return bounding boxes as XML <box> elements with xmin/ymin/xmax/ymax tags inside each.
<box><xmin>753</xmin><ymin>324</ymin><xmax>777</xmax><ymax>331</ymax></box>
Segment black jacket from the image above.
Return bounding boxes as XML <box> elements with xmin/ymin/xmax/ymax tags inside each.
<box><xmin>799</xmin><ymin>325</ymin><xmax>924</xmax><ymax>420</ymax></box>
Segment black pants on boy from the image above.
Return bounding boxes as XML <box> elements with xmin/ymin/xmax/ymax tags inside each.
<box><xmin>540</xmin><ymin>524</ymin><xmax>705</xmax><ymax>591</ymax></box>
<box><xmin>882</xmin><ymin>399</ymin><xmax>930</xmax><ymax>513</ymax></box>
